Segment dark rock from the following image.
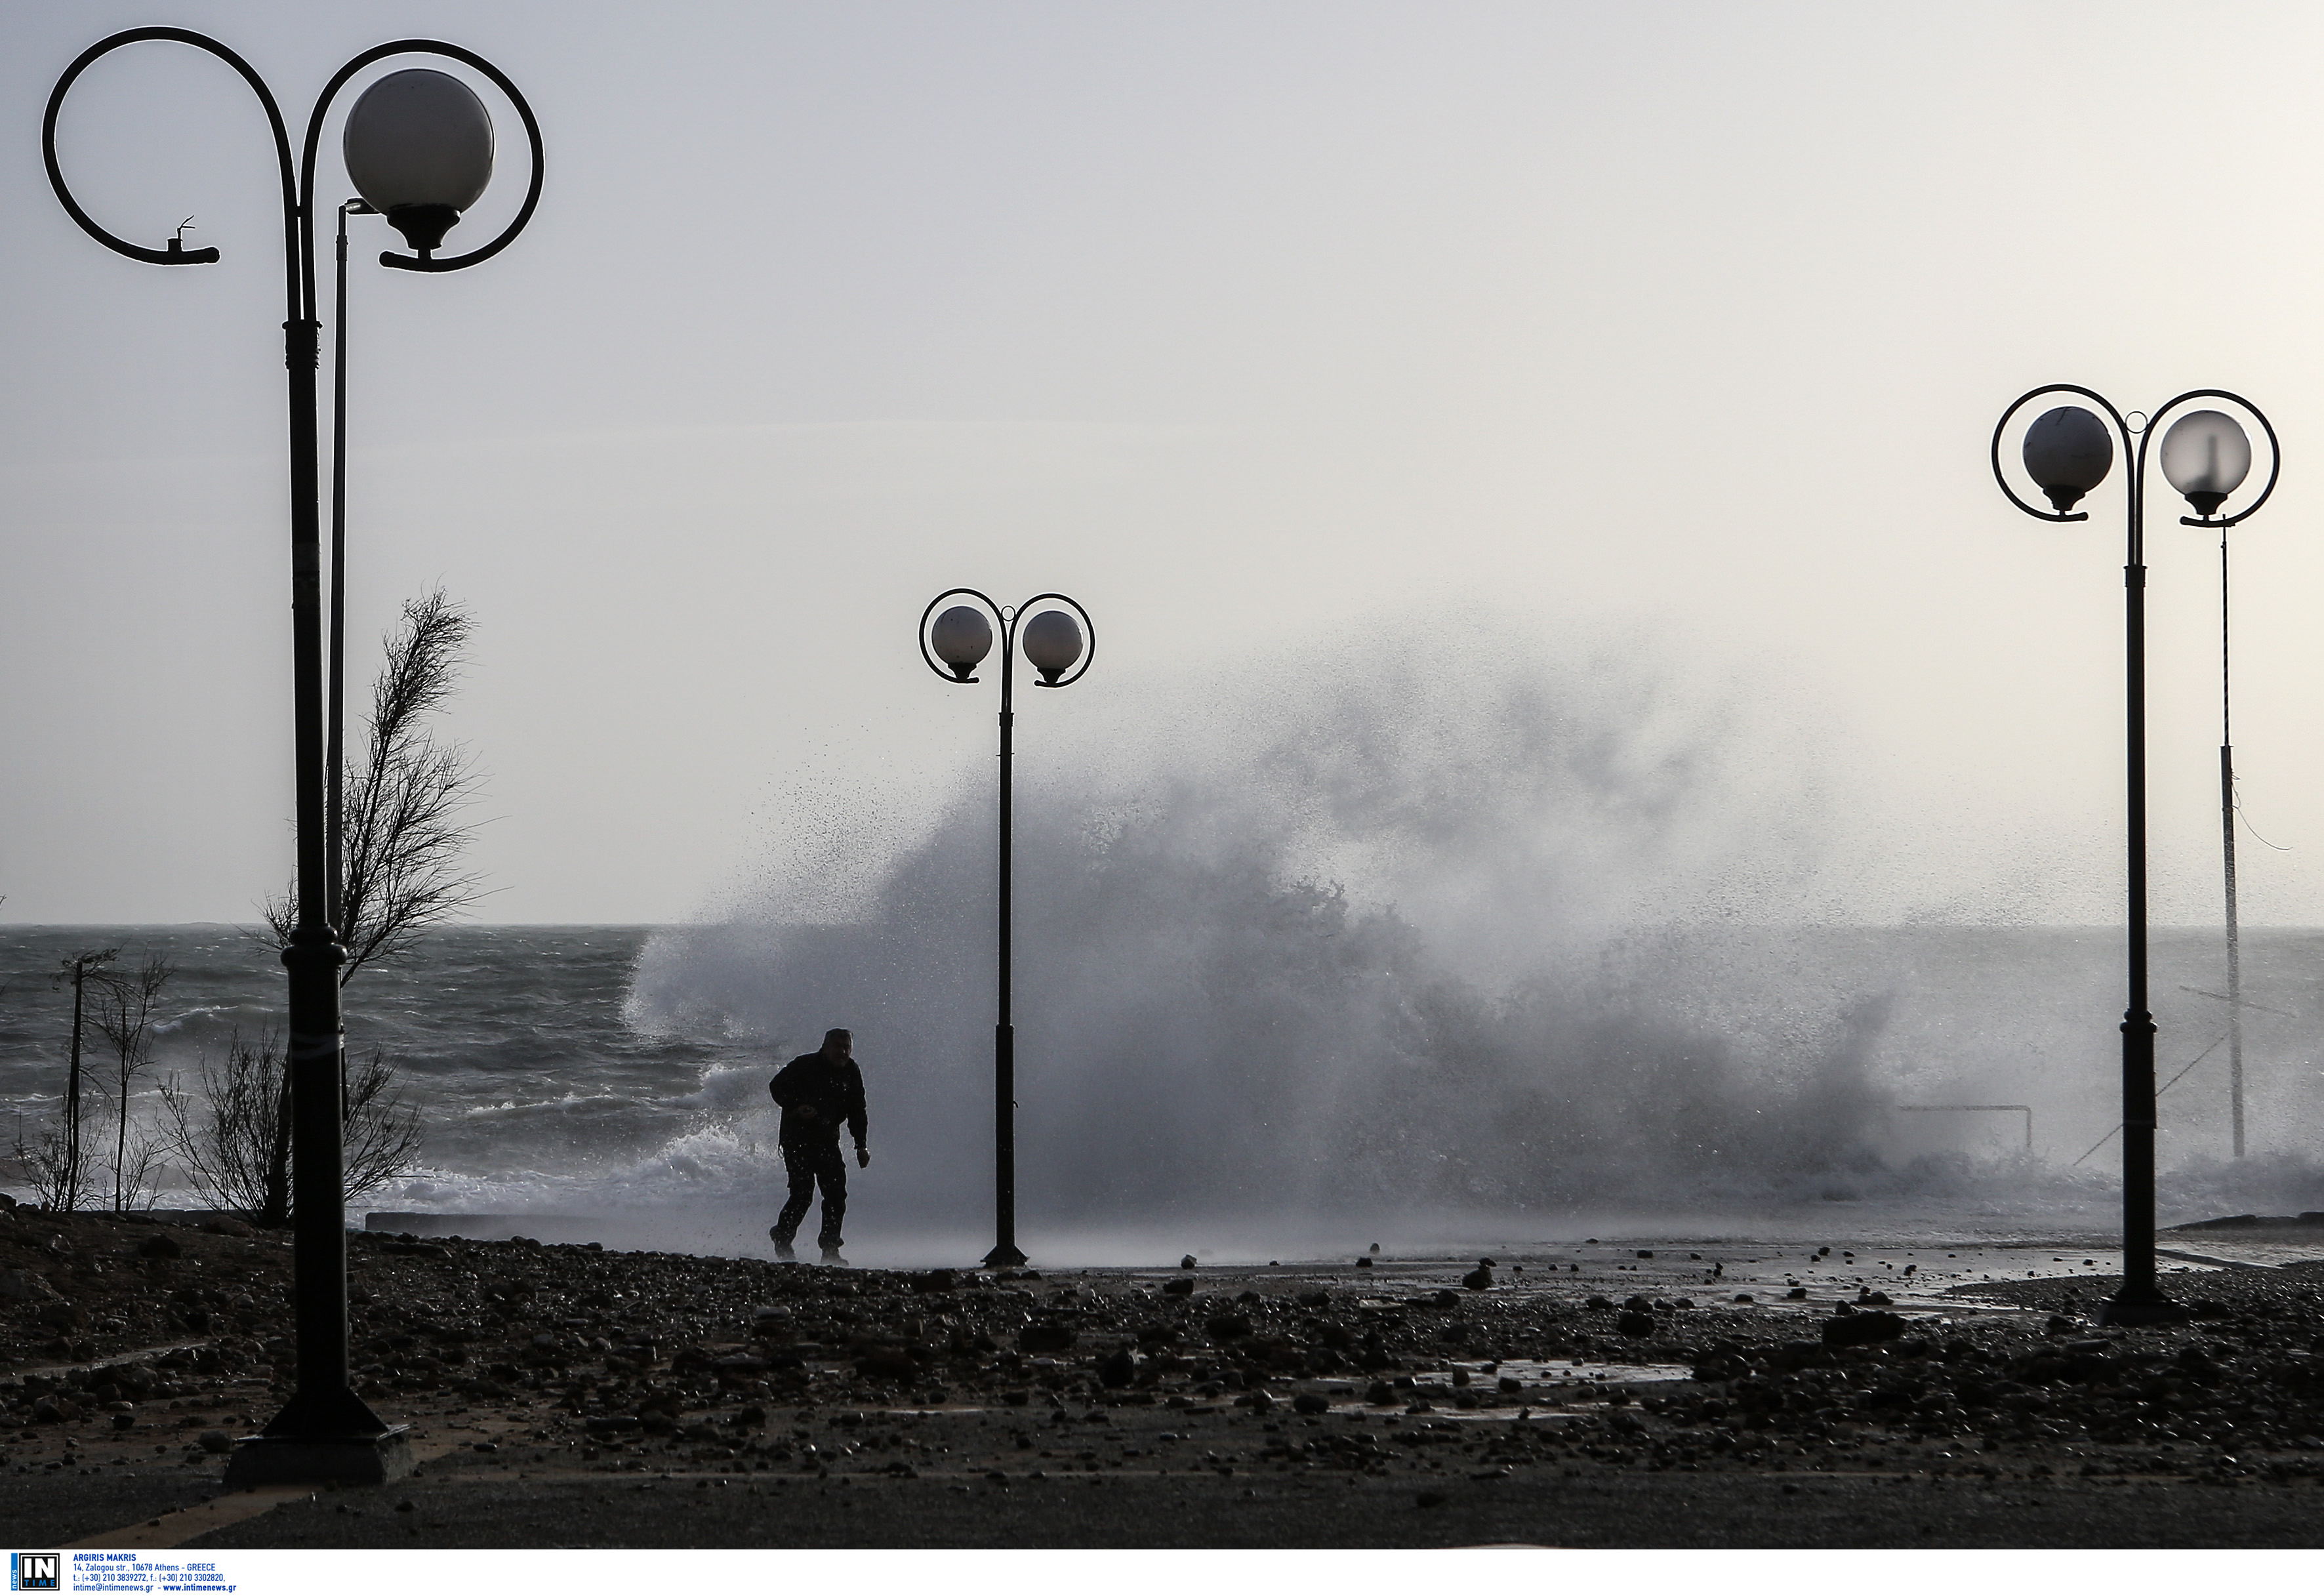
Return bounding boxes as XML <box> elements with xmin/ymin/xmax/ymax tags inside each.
<box><xmin>1204</xmin><ymin>1314</ymin><xmax>1254</xmax><ymax>1341</ymax></box>
<box><xmin>1019</xmin><ymin>1322</ymin><xmax>1077</xmax><ymax>1354</ymax></box>
<box><xmin>1292</xmin><ymin>1391</ymin><xmax>1330</xmax><ymax>1414</ymax></box>
<box><xmin>201</xmin><ymin>1217</ymin><xmax>255</xmax><ymax>1238</ymax></box>
<box><xmin>1636</xmin><ymin>1250</ymin><xmax>1654</xmax><ymax>1259</ymax></box>
<box><xmin>1162</xmin><ymin>1278</ymin><xmax>1196</xmax><ymax>1296</ymax></box>
<box><xmin>31</xmin><ymin>1397</ymin><xmax>79</xmax><ymax>1423</ymax></box>
<box><xmin>855</xmin><ymin>1348</ymin><xmax>919</xmax><ymax>1381</ymax></box>
<box><xmin>1497</xmin><ymin>1376</ymin><xmax>1522</xmax><ymax>1395</ymax></box>
<box><xmin>1416</xmin><ymin>1490</ymin><xmax>1448</xmax><ymax>1509</ymax></box>
<box><xmin>198</xmin><ymin>1429</ymin><xmax>232</xmax><ymax>1454</ymax></box>
<box><xmin>1295</xmin><ymin>1290</ymin><xmax>1331</xmax><ymax>1309</ymax></box>
<box><xmin>1179</xmin><ymin>1256</ymin><xmax>1198</xmax><ymax>1270</ymax></box>
<box><xmin>0</xmin><ymin>1270</ymin><xmax>59</xmax><ymax>1304</ymax></box>
<box><xmin>1822</xmin><ymin>1310</ymin><xmax>1907</xmax><ymax>1347</ymax></box>
<box><xmin>1784</xmin><ymin>1286</ymin><xmax>1808</xmax><ymax>1300</ymax></box>
<box><xmin>136</xmin><ymin>1233</ymin><xmax>182</xmax><ymax>1260</ymax></box>
<box><xmin>1614</xmin><ymin>1311</ymin><xmax>1654</xmax><ymax>1338</ymax></box>
<box><xmin>908</xmin><ymin>1270</ymin><xmax>957</xmax><ymax>1293</ymax></box>
<box><xmin>1355</xmin><ymin>1258</ymin><xmax>1373</xmax><ymax>1268</ymax></box>
<box><xmin>1462</xmin><ymin>1265</ymin><xmax>1492</xmax><ymax>1291</ymax></box>
<box><xmin>1365</xmin><ymin>1380</ymin><xmax>1397</xmax><ymax>1405</ymax></box>
<box><xmin>1585</xmin><ymin>1296</ymin><xmax>1614</xmax><ymax>1310</ymax></box>
<box><xmin>1098</xmin><ymin>1349</ymin><xmax>1137</xmax><ymax>1389</ymax></box>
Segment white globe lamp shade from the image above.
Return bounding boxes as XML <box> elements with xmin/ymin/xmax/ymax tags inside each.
<box><xmin>344</xmin><ymin>69</ymin><xmax>495</xmax><ymax>256</ymax></box>
<box><xmin>2160</xmin><ymin>410</ymin><xmax>2253</xmax><ymax>517</ymax></box>
<box><xmin>931</xmin><ymin>605</ymin><xmax>993</xmax><ymax>680</ymax></box>
<box><xmin>1023</xmin><ymin>610</ymin><xmax>1084</xmax><ymax>684</ymax></box>
<box><xmin>2021</xmin><ymin>406</ymin><xmax>2113</xmax><ymax>514</ymax></box>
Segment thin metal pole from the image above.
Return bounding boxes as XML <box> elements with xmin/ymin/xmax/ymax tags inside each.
<box><xmin>327</xmin><ymin>202</ymin><xmax>350</xmax><ymax>936</ymax></box>
<box><xmin>277</xmin><ymin>245</ymin><xmax>368</xmax><ymax>1441</ymax></box>
<box><xmin>2111</xmin><ymin>444</ymin><xmax>2163</xmax><ymax>1319</ymax></box>
<box><xmin>2220</xmin><ymin>529</ymin><xmax>2245</xmax><ymax>1158</ymax></box>
<box><xmin>64</xmin><ymin>968</ymin><xmax>85</xmax><ymax>1213</ymax></box>
<box><xmin>986</xmin><ymin>617</ymin><xmax>1025</xmax><ymax>1269</ymax></box>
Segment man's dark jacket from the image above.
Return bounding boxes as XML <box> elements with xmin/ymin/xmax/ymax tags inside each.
<box><xmin>769</xmin><ymin>1051</ymin><xmax>868</xmax><ymax>1151</ymax></box>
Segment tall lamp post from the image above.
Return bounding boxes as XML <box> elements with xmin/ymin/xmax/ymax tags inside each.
<box><xmin>918</xmin><ymin>589</ymin><xmax>1095</xmax><ymax>1269</ymax></box>
<box><xmin>44</xmin><ymin>28</ymin><xmax>543</xmax><ymax>1485</ymax></box>
<box><xmin>1991</xmin><ymin>384</ymin><xmax>2279</xmax><ymax>1326</ymax></box>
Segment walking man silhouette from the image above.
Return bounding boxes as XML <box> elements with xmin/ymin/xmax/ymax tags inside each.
<box><xmin>767</xmin><ymin>1028</ymin><xmax>869</xmax><ymax>1264</ymax></box>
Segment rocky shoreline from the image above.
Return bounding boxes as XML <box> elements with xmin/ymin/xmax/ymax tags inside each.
<box><xmin>3</xmin><ymin>1208</ymin><xmax>2323</xmax><ymax>1547</ymax></box>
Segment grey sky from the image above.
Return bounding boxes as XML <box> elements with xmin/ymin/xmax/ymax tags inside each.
<box><xmin>7</xmin><ymin>1</ymin><xmax>2324</xmax><ymax>926</ymax></box>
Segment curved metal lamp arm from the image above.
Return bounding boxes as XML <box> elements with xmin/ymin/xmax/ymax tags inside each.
<box><xmin>43</xmin><ymin>28</ymin><xmax>295</xmax><ymax>318</ymax></box>
<box><xmin>2134</xmin><ymin>388</ymin><xmax>2282</xmax><ymax>531</ymax></box>
<box><xmin>920</xmin><ymin>586</ymin><xmax>1005</xmax><ymax>685</ymax></box>
<box><xmin>298</xmin><ymin>40</ymin><xmax>545</xmax><ymax>277</ymax></box>
<box><xmin>1013</xmin><ymin>592</ymin><xmax>1097</xmax><ymax>688</ymax></box>
<box><xmin>1989</xmin><ymin>381</ymin><xmax>2137</xmax><ymax>527</ymax></box>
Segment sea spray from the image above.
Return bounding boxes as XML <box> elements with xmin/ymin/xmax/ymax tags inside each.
<box><xmin>625</xmin><ymin>630</ymin><xmax>1920</xmax><ymax>1224</ymax></box>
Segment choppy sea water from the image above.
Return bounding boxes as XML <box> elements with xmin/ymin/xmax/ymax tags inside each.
<box><xmin>2</xmin><ymin>924</ymin><xmax>2321</xmax><ymax>1269</ymax></box>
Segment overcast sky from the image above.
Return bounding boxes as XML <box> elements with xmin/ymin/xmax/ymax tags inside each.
<box><xmin>7</xmin><ymin>1</ymin><xmax>2324</xmax><ymax>926</ymax></box>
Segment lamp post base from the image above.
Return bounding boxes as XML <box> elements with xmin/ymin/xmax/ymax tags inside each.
<box><xmin>222</xmin><ymin>1427</ymin><xmax>413</xmax><ymax>1488</ymax></box>
<box><xmin>983</xmin><ymin>1242</ymin><xmax>1029</xmax><ymax>1269</ymax></box>
<box><xmin>2094</xmin><ymin>1292</ymin><xmax>2190</xmax><ymax>1328</ymax></box>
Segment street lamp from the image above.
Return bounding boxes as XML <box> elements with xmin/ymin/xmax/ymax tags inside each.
<box><xmin>43</xmin><ymin>28</ymin><xmax>543</xmax><ymax>1486</ymax></box>
<box><xmin>327</xmin><ymin>67</ymin><xmax>531</xmax><ymax>935</ymax></box>
<box><xmin>918</xmin><ymin>589</ymin><xmax>1096</xmax><ymax>1268</ymax></box>
<box><xmin>1991</xmin><ymin>384</ymin><xmax>2279</xmax><ymax>1326</ymax></box>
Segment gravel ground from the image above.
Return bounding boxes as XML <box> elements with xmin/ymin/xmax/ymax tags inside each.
<box><xmin>4</xmin><ymin>1210</ymin><xmax>2322</xmax><ymax>1547</ymax></box>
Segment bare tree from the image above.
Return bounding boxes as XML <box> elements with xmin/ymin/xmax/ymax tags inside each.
<box><xmin>158</xmin><ymin>1033</ymin><xmax>283</xmax><ymax>1220</ymax></box>
<box><xmin>245</xmin><ymin>589</ymin><xmax>477</xmax><ymax>1221</ymax></box>
<box><xmin>266</xmin><ymin>588</ymin><xmax>485</xmax><ymax>981</ymax></box>
<box><xmin>89</xmin><ymin>954</ymin><xmax>173</xmax><ymax>1213</ymax></box>
<box><xmin>12</xmin><ymin>1119</ymin><xmax>91</xmax><ymax>1214</ymax></box>
<box><xmin>341</xmin><ymin>1047</ymin><xmax>426</xmax><ymax>1204</ymax></box>
<box><xmin>160</xmin><ymin>1031</ymin><xmax>422</xmax><ymax>1219</ymax></box>
<box><xmin>48</xmin><ymin>949</ymin><xmax>119</xmax><ymax>1212</ymax></box>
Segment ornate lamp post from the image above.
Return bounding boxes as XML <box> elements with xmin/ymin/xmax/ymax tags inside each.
<box><xmin>43</xmin><ymin>28</ymin><xmax>543</xmax><ymax>1484</ymax></box>
<box><xmin>918</xmin><ymin>590</ymin><xmax>1096</xmax><ymax>1268</ymax></box>
<box><xmin>1991</xmin><ymin>385</ymin><xmax>2279</xmax><ymax>1326</ymax></box>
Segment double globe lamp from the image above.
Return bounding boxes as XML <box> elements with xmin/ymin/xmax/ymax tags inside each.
<box><xmin>45</xmin><ymin>27</ymin><xmax>541</xmax><ymax>1486</ymax></box>
<box><xmin>2007</xmin><ymin>392</ymin><xmax>2276</xmax><ymax>1326</ymax></box>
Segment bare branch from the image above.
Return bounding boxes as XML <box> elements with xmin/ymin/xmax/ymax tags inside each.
<box><xmin>262</xmin><ymin>587</ymin><xmax>487</xmax><ymax>981</ymax></box>
<box><xmin>159</xmin><ymin>1031</ymin><xmax>424</xmax><ymax>1222</ymax></box>
<box><xmin>89</xmin><ymin>954</ymin><xmax>173</xmax><ymax>1213</ymax></box>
